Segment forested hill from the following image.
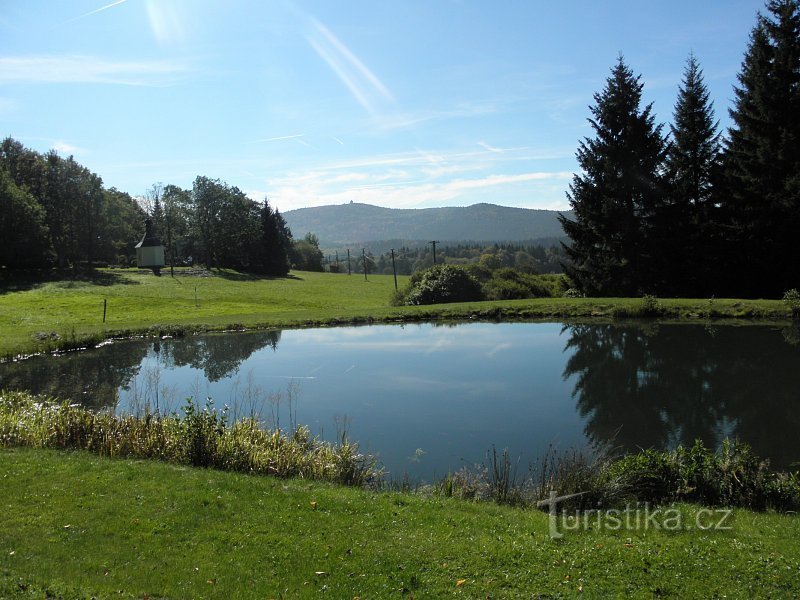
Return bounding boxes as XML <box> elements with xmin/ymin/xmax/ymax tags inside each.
<box><xmin>282</xmin><ymin>202</ymin><xmax>570</xmax><ymax>246</ymax></box>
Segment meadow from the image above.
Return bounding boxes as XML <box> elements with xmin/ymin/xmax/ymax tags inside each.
<box><xmin>1</xmin><ymin>447</ymin><xmax>799</xmax><ymax>599</ymax></box>
<box><xmin>0</xmin><ymin>267</ymin><xmax>792</xmax><ymax>359</ymax></box>
<box><xmin>1</xmin><ymin>268</ymin><xmax>798</xmax><ymax>597</ymax></box>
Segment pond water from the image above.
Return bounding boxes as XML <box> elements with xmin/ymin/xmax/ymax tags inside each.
<box><xmin>2</xmin><ymin>322</ymin><xmax>800</xmax><ymax>479</ymax></box>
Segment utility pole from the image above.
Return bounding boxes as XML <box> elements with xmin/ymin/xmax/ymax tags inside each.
<box><xmin>390</xmin><ymin>249</ymin><xmax>398</xmax><ymax>290</ymax></box>
<box><xmin>429</xmin><ymin>240</ymin><xmax>439</xmax><ymax>265</ymax></box>
<box><xmin>362</xmin><ymin>248</ymin><xmax>368</xmax><ymax>281</ymax></box>
<box><xmin>347</xmin><ymin>249</ymin><xmax>351</xmax><ymax>275</ymax></box>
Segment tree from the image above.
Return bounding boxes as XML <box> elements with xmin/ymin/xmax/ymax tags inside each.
<box><xmin>99</xmin><ymin>188</ymin><xmax>146</xmax><ymax>265</ymax></box>
<box><xmin>664</xmin><ymin>53</ymin><xmax>723</xmax><ymax>295</ymax></box>
<box><xmin>255</xmin><ymin>199</ymin><xmax>292</xmax><ymax>276</ymax></box>
<box><xmin>161</xmin><ymin>184</ymin><xmax>192</xmax><ymax>270</ymax></box>
<box><xmin>291</xmin><ymin>233</ymin><xmax>324</xmax><ymax>272</ymax></box>
<box><xmin>560</xmin><ymin>57</ymin><xmax>668</xmax><ymax>296</ymax></box>
<box><xmin>0</xmin><ymin>167</ymin><xmax>51</xmax><ymax>268</ymax></box>
<box><xmin>725</xmin><ymin>0</ymin><xmax>800</xmax><ymax>296</ymax></box>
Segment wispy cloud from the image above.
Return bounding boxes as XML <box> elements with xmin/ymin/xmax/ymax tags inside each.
<box><xmin>145</xmin><ymin>0</ymin><xmax>187</xmax><ymax>45</ymax></box>
<box><xmin>61</xmin><ymin>0</ymin><xmax>128</xmax><ymax>25</ymax></box>
<box><xmin>267</xmin><ymin>168</ymin><xmax>572</xmax><ymax>211</ymax></box>
<box><xmin>249</xmin><ymin>134</ymin><xmax>306</xmax><ymax>143</ymax></box>
<box><xmin>0</xmin><ymin>55</ymin><xmax>189</xmax><ymax>86</ymax></box>
<box><xmin>478</xmin><ymin>141</ymin><xmax>504</xmax><ymax>153</ymax></box>
<box><xmin>307</xmin><ymin>19</ymin><xmax>393</xmax><ymax>116</ymax></box>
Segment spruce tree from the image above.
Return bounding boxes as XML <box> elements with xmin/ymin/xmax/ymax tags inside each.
<box><xmin>560</xmin><ymin>57</ymin><xmax>668</xmax><ymax>296</ymax></box>
<box><xmin>725</xmin><ymin>0</ymin><xmax>800</xmax><ymax>296</ymax></box>
<box><xmin>257</xmin><ymin>199</ymin><xmax>291</xmax><ymax>275</ymax></box>
<box><xmin>665</xmin><ymin>54</ymin><xmax>722</xmax><ymax>295</ymax></box>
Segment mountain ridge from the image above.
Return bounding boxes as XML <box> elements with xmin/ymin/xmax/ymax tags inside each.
<box><xmin>283</xmin><ymin>202</ymin><xmax>570</xmax><ymax>247</ymax></box>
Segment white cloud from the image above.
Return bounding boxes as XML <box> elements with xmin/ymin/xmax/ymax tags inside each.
<box><xmin>0</xmin><ymin>55</ymin><xmax>189</xmax><ymax>86</ymax></box>
<box><xmin>52</xmin><ymin>141</ymin><xmax>87</xmax><ymax>155</ymax></box>
<box><xmin>267</xmin><ymin>169</ymin><xmax>572</xmax><ymax>211</ymax></box>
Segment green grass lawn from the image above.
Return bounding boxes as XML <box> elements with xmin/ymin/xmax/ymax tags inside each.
<box><xmin>0</xmin><ymin>268</ymin><xmax>792</xmax><ymax>358</ymax></box>
<box><xmin>1</xmin><ymin>448</ymin><xmax>798</xmax><ymax>599</ymax></box>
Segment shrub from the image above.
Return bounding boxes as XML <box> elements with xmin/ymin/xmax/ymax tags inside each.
<box><xmin>482</xmin><ymin>269</ymin><xmax>557</xmax><ymax>300</ymax></box>
<box><xmin>783</xmin><ymin>289</ymin><xmax>800</xmax><ymax>318</ymax></box>
<box><xmin>401</xmin><ymin>265</ymin><xmax>484</xmax><ymax>305</ymax></box>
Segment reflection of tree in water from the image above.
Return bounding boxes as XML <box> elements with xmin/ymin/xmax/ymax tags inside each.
<box><xmin>157</xmin><ymin>330</ymin><xmax>282</xmax><ymax>382</ymax></box>
<box><xmin>563</xmin><ymin>324</ymin><xmax>800</xmax><ymax>469</ymax></box>
<box><xmin>0</xmin><ymin>341</ymin><xmax>148</xmax><ymax>410</ymax></box>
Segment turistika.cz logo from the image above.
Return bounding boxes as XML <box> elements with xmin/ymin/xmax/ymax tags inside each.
<box><xmin>537</xmin><ymin>492</ymin><xmax>734</xmax><ymax>540</ymax></box>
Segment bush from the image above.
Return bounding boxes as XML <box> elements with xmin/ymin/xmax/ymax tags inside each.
<box><xmin>400</xmin><ymin>265</ymin><xmax>484</xmax><ymax>305</ymax></box>
<box><xmin>483</xmin><ymin>268</ymin><xmax>558</xmax><ymax>300</ymax></box>
<box><xmin>783</xmin><ymin>289</ymin><xmax>800</xmax><ymax>318</ymax></box>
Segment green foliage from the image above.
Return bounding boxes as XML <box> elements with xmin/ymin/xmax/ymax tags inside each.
<box><xmin>724</xmin><ymin>0</ymin><xmax>800</xmax><ymax>297</ymax></box>
<box><xmin>662</xmin><ymin>53</ymin><xmax>723</xmax><ymax>296</ymax></box>
<box><xmin>290</xmin><ymin>233</ymin><xmax>324</xmax><ymax>272</ymax></box>
<box><xmin>482</xmin><ymin>268</ymin><xmax>556</xmax><ymax>300</ymax></box>
<box><xmin>560</xmin><ymin>57</ymin><xmax>668</xmax><ymax>296</ymax></box>
<box><xmin>610</xmin><ymin>440</ymin><xmax>799</xmax><ymax>511</ymax></box>
<box><xmin>0</xmin><ymin>391</ymin><xmax>379</xmax><ymax>487</ymax></box>
<box><xmin>784</xmin><ymin>288</ymin><xmax>800</xmax><ymax>317</ymax></box>
<box><xmin>182</xmin><ymin>397</ymin><xmax>227</xmax><ymax>467</ymax></box>
<box><xmin>398</xmin><ymin>264</ymin><xmax>484</xmax><ymax>305</ymax></box>
<box><xmin>0</xmin><ymin>168</ymin><xmax>52</xmax><ymax>268</ymax></box>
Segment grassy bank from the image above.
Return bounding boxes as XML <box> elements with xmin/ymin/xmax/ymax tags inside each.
<box><xmin>0</xmin><ymin>268</ymin><xmax>793</xmax><ymax>358</ymax></box>
<box><xmin>1</xmin><ymin>447</ymin><xmax>799</xmax><ymax>599</ymax></box>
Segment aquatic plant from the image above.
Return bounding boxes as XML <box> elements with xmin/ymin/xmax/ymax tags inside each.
<box><xmin>0</xmin><ymin>391</ymin><xmax>380</xmax><ymax>487</ymax></box>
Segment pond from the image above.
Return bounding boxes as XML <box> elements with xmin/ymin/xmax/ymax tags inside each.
<box><xmin>2</xmin><ymin>322</ymin><xmax>800</xmax><ymax>480</ymax></box>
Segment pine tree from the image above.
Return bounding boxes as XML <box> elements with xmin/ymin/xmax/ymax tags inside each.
<box><xmin>560</xmin><ymin>57</ymin><xmax>668</xmax><ymax>295</ymax></box>
<box><xmin>257</xmin><ymin>199</ymin><xmax>291</xmax><ymax>275</ymax></box>
<box><xmin>725</xmin><ymin>0</ymin><xmax>800</xmax><ymax>296</ymax></box>
<box><xmin>665</xmin><ymin>54</ymin><xmax>722</xmax><ymax>295</ymax></box>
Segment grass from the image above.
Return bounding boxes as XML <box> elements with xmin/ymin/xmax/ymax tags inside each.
<box><xmin>1</xmin><ymin>447</ymin><xmax>798</xmax><ymax>599</ymax></box>
<box><xmin>0</xmin><ymin>267</ymin><xmax>794</xmax><ymax>358</ymax></box>
<box><xmin>0</xmin><ymin>391</ymin><xmax>379</xmax><ymax>488</ymax></box>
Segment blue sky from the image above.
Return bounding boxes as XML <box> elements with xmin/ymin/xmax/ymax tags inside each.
<box><xmin>1</xmin><ymin>0</ymin><xmax>764</xmax><ymax>212</ymax></box>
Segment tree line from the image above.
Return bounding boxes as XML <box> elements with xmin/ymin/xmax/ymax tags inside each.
<box><xmin>359</xmin><ymin>242</ymin><xmax>566</xmax><ymax>276</ymax></box>
<box><xmin>0</xmin><ymin>139</ymin><xmax>324</xmax><ymax>275</ymax></box>
<box><xmin>562</xmin><ymin>0</ymin><xmax>800</xmax><ymax>299</ymax></box>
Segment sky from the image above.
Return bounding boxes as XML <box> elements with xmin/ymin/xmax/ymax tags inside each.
<box><xmin>0</xmin><ymin>0</ymin><xmax>767</xmax><ymax>212</ymax></box>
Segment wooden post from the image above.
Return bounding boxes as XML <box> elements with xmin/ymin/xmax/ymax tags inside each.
<box><xmin>347</xmin><ymin>249</ymin><xmax>351</xmax><ymax>275</ymax></box>
<box><xmin>362</xmin><ymin>248</ymin><xmax>368</xmax><ymax>281</ymax></box>
<box><xmin>103</xmin><ymin>298</ymin><xmax>107</xmax><ymax>323</ymax></box>
<box><xmin>391</xmin><ymin>249</ymin><xmax>398</xmax><ymax>290</ymax></box>
<box><xmin>429</xmin><ymin>240</ymin><xmax>439</xmax><ymax>265</ymax></box>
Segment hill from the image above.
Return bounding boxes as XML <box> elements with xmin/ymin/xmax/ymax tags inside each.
<box><xmin>283</xmin><ymin>202</ymin><xmax>570</xmax><ymax>247</ymax></box>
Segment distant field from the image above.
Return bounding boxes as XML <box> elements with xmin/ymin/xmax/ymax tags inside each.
<box><xmin>0</xmin><ymin>267</ymin><xmax>792</xmax><ymax>358</ymax></box>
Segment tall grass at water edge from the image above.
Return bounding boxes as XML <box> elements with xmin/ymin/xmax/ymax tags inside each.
<box><xmin>0</xmin><ymin>391</ymin><xmax>378</xmax><ymax>487</ymax></box>
<box><xmin>439</xmin><ymin>442</ymin><xmax>800</xmax><ymax>513</ymax></box>
<box><xmin>2</xmin><ymin>390</ymin><xmax>799</xmax><ymax>513</ymax></box>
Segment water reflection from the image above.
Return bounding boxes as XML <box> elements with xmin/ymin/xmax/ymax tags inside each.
<box><xmin>563</xmin><ymin>323</ymin><xmax>800</xmax><ymax>468</ymax></box>
<box><xmin>1</xmin><ymin>323</ymin><xmax>799</xmax><ymax>473</ymax></box>
<box><xmin>156</xmin><ymin>330</ymin><xmax>281</xmax><ymax>382</ymax></box>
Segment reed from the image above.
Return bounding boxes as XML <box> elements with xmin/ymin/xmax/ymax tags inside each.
<box><xmin>0</xmin><ymin>390</ymin><xmax>380</xmax><ymax>487</ymax></box>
